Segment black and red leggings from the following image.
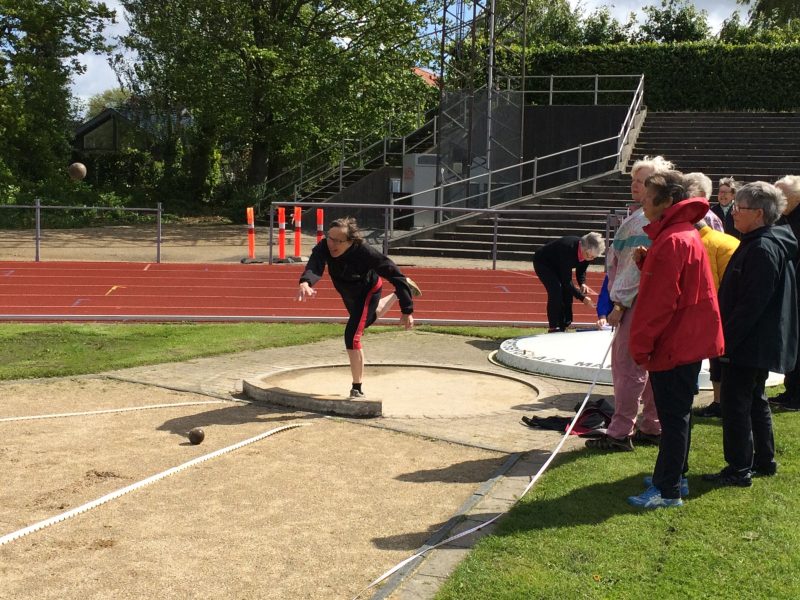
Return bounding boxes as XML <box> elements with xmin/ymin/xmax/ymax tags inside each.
<box><xmin>343</xmin><ymin>279</ymin><xmax>383</xmax><ymax>350</ymax></box>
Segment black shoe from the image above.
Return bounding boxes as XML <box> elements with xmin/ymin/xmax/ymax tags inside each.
<box><xmin>702</xmin><ymin>468</ymin><xmax>752</xmax><ymax>487</ymax></box>
<box><xmin>632</xmin><ymin>430</ymin><xmax>661</xmax><ymax>445</ymax></box>
<box><xmin>753</xmin><ymin>462</ymin><xmax>778</xmax><ymax>477</ymax></box>
<box><xmin>693</xmin><ymin>402</ymin><xmax>722</xmax><ymax>418</ymax></box>
<box><xmin>782</xmin><ymin>402</ymin><xmax>800</xmax><ymax>412</ymax></box>
<box><xmin>769</xmin><ymin>392</ymin><xmax>790</xmax><ymax>406</ymax></box>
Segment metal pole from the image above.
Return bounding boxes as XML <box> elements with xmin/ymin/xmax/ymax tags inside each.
<box><xmin>268</xmin><ymin>206</ymin><xmax>274</xmax><ymax>264</ymax></box>
<box><xmin>156</xmin><ymin>202</ymin><xmax>162</xmax><ymax>263</ymax></box>
<box><xmin>533</xmin><ymin>158</ymin><xmax>538</xmax><ymax>195</ymax></box>
<box><xmin>549</xmin><ymin>75</ymin><xmax>554</xmax><ymax>105</ymax></box>
<box><xmin>486</xmin><ymin>0</ymin><xmax>496</xmax><ymax>201</ymax></box>
<box><xmin>577</xmin><ymin>145</ymin><xmax>583</xmax><ymax>180</ymax></box>
<box><xmin>383</xmin><ymin>206</ymin><xmax>390</xmax><ymax>255</ymax></box>
<box><xmin>491</xmin><ymin>212</ymin><xmax>499</xmax><ymax>270</ymax></box>
<box><xmin>34</xmin><ymin>198</ymin><xmax>41</xmax><ymax>262</ymax></box>
<box><xmin>594</xmin><ymin>74</ymin><xmax>599</xmax><ymax>105</ymax></box>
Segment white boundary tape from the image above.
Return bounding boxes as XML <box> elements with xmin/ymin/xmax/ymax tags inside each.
<box><xmin>354</xmin><ymin>333</ymin><xmax>616</xmax><ymax>599</ymax></box>
<box><xmin>0</xmin><ymin>400</ymin><xmax>228</xmax><ymax>423</ymax></box>
<box><xmin>0</xmin><ymin>423</ymin><xmax>307</xmax><ymax>547</ymax></box>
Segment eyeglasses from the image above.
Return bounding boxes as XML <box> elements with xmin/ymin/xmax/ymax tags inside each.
<box><xmin>327</xmin><ymin>236</ymin><xmax>351</xmax><ymax>245</ymax></box>
<box><xmin>732</xmin><ymin>203</ymin><xmax>760</xmax><ymax>213</ymax></box>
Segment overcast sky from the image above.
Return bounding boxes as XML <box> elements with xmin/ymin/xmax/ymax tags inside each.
<box><xmin>71</xmin><ymin>0</ymin><xmax>746</xmax><ymax>103</ymax></box>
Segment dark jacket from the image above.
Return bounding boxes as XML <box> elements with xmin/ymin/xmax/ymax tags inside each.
<box><xmin>777</xmin><ymin>207</ymin><xmax>800</xmax><ymax>267</ymax></box>
<box><xmin>718</xmin><ymin>224</ymin><xmax>798</xmax><ymax>372</ymax></box>
<box><xmin>300</xmin><ymin>240</ymin><xmax>414</xmax><ymax>314</ymax></box>
<box><xmin>630</xmin><ymin>197</ymin><xmax>724</xmax><ymax>371</ymax></box>
<box><xmin>711</xmin><ymin>203</ymin><xmax>741</xmax><ymax>240</ymax></box>
<box><xmin>532</xmin><ymin>236</ymin><xmax>590</xmax><ymax>301</ymax></box>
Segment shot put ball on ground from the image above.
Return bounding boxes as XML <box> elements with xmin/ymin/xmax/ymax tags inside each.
<box><xmin>188</xmin><ymin>427</ymin><xmax>205</xmax><ymax>445</ymax></box>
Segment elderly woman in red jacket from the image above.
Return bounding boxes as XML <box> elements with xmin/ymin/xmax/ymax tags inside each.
<box><xmin>626</xmin><ymin>170</ymin><xmax>725</xmax><ymax>509</ymax></box>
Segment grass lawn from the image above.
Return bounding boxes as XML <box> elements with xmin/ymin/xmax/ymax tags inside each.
<box><xmin>437</xmin><ymin>407</ymin><xmax>799</xmax><ymax>599</ymax></box>
<box><xmin>0</xmin><ymin>322</ymin><xmax>539</xmax><ymax>380</ymax></box>
<box><xmin>3</xmin><ymin>322</ymin><xmax>796</xmax><ymax>599</ymax></box>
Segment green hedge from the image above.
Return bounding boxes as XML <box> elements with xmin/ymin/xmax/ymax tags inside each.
<box><xmin>502</xmin><ymin>42</ymin><xmax>800</xmax><ymax>111</ymax></box>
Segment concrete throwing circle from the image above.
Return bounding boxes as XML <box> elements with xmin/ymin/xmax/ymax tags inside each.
<box><xmin>243</xmin><ymin>364</ymin><xmax>539</xmax><ymax>418</ymax></box>
<box><xmin>496</xmin><ymin>329</ymin><xmax>784</xmax><ymax>390</ymax></box>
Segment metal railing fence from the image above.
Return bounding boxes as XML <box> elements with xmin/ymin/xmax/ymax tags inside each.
<box><xmin>0</xmin><ymin>200</ymin><xmax>163</xmax><ymax>262</ymax></box>
<box><xmin>270</xmin><ymin>201</ymin><xmax>612</xmax><ymax>270</ymax></box>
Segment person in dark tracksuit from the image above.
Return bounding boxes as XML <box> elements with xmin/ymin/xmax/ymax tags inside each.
<box><xmin>533</xmin><ymin>233</ymin><xmax>604</xmax><ymax>332</ymax></box>
<box><xmin>703</xmin><ymin>182</ymin><xmax>798</xmax><ymax>487</ymax></box>
<box><xmin>297</xmin><ymin>217</ymin><xmax>421</xmax><ymax>398</ymax></box>
<box><xmin>771</xmin><ymin>175</ymin><xmax>800</xmax><ymax>410</ymax></box>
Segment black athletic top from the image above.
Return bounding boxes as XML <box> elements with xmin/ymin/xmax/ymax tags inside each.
<box><xmin>300</xmin><ymin>240</ymin><xmax>414</xmax><ymax>314</ymax></box>
<box><xmin>532</xmin><ymin>235</ymin><xmax>590</xmax><ymax>301</ymax></box>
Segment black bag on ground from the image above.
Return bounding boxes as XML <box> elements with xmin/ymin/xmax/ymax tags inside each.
<box><xmin>521</xmin><ymin>397</ymin><xmax>615</xmax><ymax>436</ymax></box>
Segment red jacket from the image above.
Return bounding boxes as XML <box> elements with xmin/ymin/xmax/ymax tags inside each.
<box><xmin>630</xmin><ymin>197</ymin><xmax>724</xmax><ymax>372</ymax></box>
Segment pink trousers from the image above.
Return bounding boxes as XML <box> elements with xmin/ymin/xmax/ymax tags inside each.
<box><xmin>606</xmin><ymin>302</ymin><xmax>661</xmax><ymax>439</ymax></box>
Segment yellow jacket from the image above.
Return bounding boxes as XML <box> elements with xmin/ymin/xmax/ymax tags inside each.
<box><xmin>698</xmin><ymin>225</ymin><xmax>740</xmax><ymax>290</ymax></box>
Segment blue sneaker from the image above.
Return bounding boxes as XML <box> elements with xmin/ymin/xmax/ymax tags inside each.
<box><xmin>627</xmin><ymin>485</ymin><xmax>684</xmax><ymax>509</ymax></box>
<box><xmin>644</xmin><ymin>476</ymin><xmax>689</xmax><ymax>497</ymax></box>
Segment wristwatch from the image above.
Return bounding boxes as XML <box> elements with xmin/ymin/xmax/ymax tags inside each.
<box><xmin>613</xmin><ymin>303</ymin><xmax>627</xmax><ymax>313</ymax></box>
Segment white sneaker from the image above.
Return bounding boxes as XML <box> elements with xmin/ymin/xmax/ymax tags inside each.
<box><xmin>349</xmin><ymin>388</ymin><xmax>365</xmax><ymax>398</ymax></box>
<box><xmin>404</xmin><ymin>277</ymin><xmax>422</xmax><ymax>297</ymax></box>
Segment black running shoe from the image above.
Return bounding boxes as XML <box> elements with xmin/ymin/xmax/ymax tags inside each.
<box><xmin>693</xmin><ymin>402</ymin><xmax>722</xmax><ymax>418</ymax></box>
<box><xmin>702</xmin><ymin>468</ymin><xmax>752</xmax><ymax>487</ymax></box>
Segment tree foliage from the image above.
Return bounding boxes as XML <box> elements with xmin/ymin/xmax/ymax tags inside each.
<box><xmin>637</xmin><ymin>0</ymin><xmax>711</xmax><ymax>43</ymax></box>
<box><xmin>116</xmin><ymin>0</ymin><xmax>438</xmax><ymax>213</ymax></box>
<box><xmin>87</xmin><ymin>88</ymin><xmax>132</xmax><ymax>118</ymax></box>
<box><xmin>739</xmin><ymin>0</ymin><xmax>800</xmax><ymax>23</ymax></box>
<box><xmin>0</xmin><ymin>0</ymin><xmax>114</xmax><ymax>203</ymax></box>
<box><xmin>581</xmin><ymin>6</ymin><xmax>637</xmax><ymax>46</ymax></box>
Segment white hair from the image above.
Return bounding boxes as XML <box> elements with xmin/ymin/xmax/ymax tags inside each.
<box><xmin>719</xmin><ymin>176</ymin><xmax>741</xmax><ymax>193</ymax></box>
<box><xmin>631</xmin><ymin>155</ymin><xmax>674</xmax><ymax>177</ymax></box>
<box><xmin>580</xmin><ymin>232</ymin><xmax>606</xmax><ymax>256</ymax></box>
<box><xmin>685</xmin><ymin>172</ymin><xmax>712</xmax><ymax>199</ymax></box>
<box><xmin>775</xmin><ymin>175</ymin><xmax>800</xmax><ymax>201</ymax></box>
<box><xmin>736</xmin><ymin>181</ymin><xmax>786</xmax><ymax>226</ymax></box>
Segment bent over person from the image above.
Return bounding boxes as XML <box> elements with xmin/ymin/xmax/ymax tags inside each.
<box><xmin>297</xmin><ymin>217</ymin><xmax>421</xmax><ymax>398</ymax></box>
<box><xmin>532</xmin><ymin>232</ymin><xmax>604</xmax><ymax>332</ymax></box>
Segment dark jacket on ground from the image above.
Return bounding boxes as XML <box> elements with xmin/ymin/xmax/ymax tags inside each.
<box><xmin>711</xmin><ymin>203</ymin><xmax>741</xmax><ymax>240</ymax></box>
<box><xmin>300</xmin><ymin>240</ymin><xmax>414</xmax><ymax>314</ymax></box>
<box><xmin>532</xmin><ymin>236</ymin><xmax>589</xmax><ymax>301</ymax></box>
<box><xmin>717</xmin><ymin>224</ymin><xmax>798</xmax><ymax>372</ymax></box>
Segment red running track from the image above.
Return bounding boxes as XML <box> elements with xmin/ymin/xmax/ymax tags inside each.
<box><xmin>0</xmin><ymin>261</ymin><xmax>606</xmax><ymax>326</ymax></box>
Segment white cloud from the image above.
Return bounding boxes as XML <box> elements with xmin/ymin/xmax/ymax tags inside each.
<box><xmin>572</xmin><ymin>0</ymin><xmax>744</xmax><ymax>33</ymax></box>
<box><xmin>70</xmin><ymin>0</ymin><xmax>129</xmax><ymax>101</ymax></box>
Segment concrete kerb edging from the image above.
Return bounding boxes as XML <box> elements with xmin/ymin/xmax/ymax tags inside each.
<box><xmin>242</xmin><ymin>376</ymin><xmax>382</xmax><ymax>417</ymax></box>
<box><xmin>242</xmin><ymin>362</ymin><xmax>543</xmax><ymax>419</ymax></box>
<box><xmin>368</xmin><ymin>451</ymin><xmax>525</xmax><ymax>600</ymax></box>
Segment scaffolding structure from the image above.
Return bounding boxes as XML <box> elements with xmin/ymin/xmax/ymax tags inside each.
<box><xmin>434</xmin><ymin>0</ymin><xmax>530</xmax><ymax>216</ymax></box>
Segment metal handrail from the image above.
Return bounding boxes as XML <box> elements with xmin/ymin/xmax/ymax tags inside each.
<box><xmin>616</xmin><ymin>75</ymin><xmax>646</xmax><ymax>169</ymax></box>
<box><xmin>1</xmin><ymin>200</ymin><xmax>163</xmax><ymax>263</ymax></box>
<box><xmin>270</xmin><ymin>200</ymin><xmax>611</xmax><ymax>270</ymax></box>
<box><xmin>497</xmin><ymin>73</ymin><xmax>643</xmax><ymax>106</ymax></box>
<box><xmin>256</xmin><ymin>116</ymin><xmax>437</xmax><ymax>211</ymax></box>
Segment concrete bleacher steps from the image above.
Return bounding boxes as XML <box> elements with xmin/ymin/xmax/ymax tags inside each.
<box><xmin>390</xmin><ymin>110</ymin><xmax>800</xmax><ymax>261</ymax></box>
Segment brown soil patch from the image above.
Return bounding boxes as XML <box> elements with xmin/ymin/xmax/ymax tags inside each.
<box><xmin>0</xmin><ymin>377</ymin><xmax>503</xmax><ymax>599</ymax></box>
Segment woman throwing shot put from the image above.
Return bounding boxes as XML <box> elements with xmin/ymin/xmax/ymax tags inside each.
<box><xmin>297</xmin><ymin>217</ymin><xmax>421</xmax><ymax>398</ymax></box>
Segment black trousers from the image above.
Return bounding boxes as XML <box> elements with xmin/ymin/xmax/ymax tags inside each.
<box><xmin>783</xmin><ymin>358</ymin><xmax>800</xmax><ymax>399</ymax></box>
<box><xmin>720</xmin><ymin>363</ymin><xmax>775</xmax><ymax>475</ymax></box>
<box><xmin>533</xmin><ymin>261</ymin><xmax>573</xmax><ymax>330</ymax></box>
<box><xmin>649</xmin><ymin>362</ymin><xmax>700</xmax><ymax>499</ymax></box>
